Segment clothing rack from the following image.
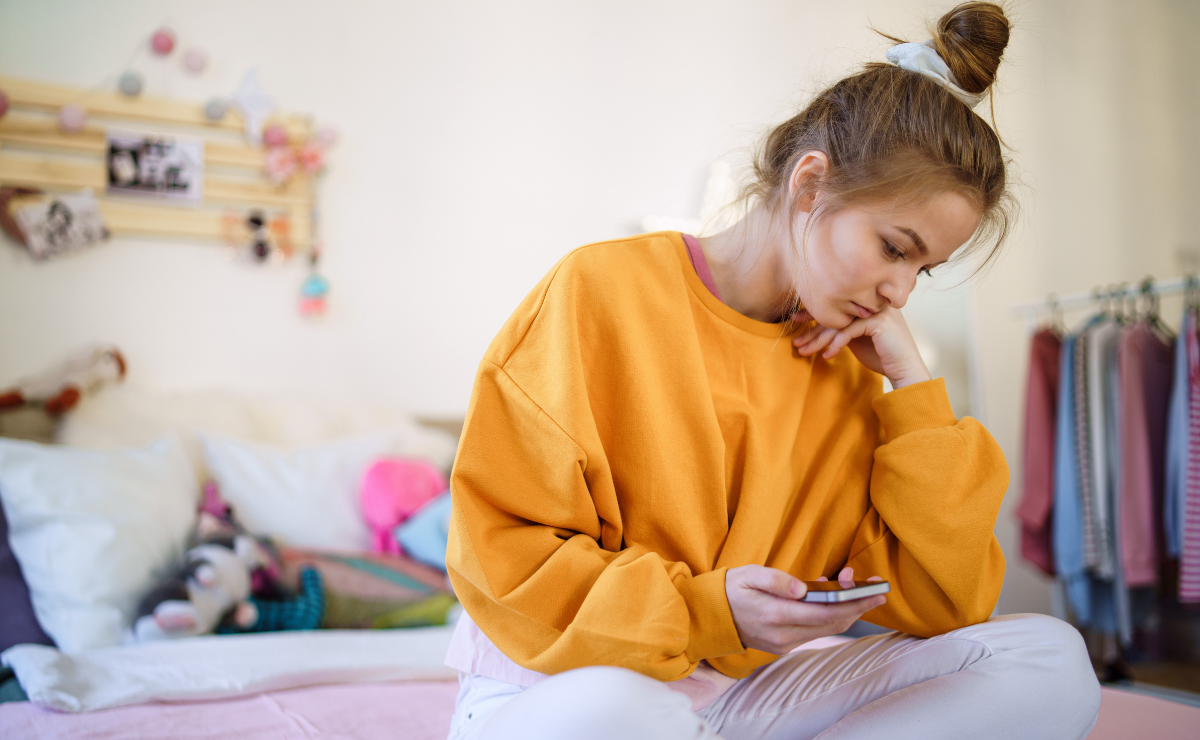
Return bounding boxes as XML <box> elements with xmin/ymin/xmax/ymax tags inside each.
<box><xmin>1015</xmin><ymin>278</ymin><xmax>1200</xmax><ymax>683</ymax></box>
<box><xmin>1008</xmin><ymin>276</ymin><xmax>1195</xmax><ymax>320</ymax></box>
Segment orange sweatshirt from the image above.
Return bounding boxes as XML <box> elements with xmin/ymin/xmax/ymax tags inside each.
<box><xmin>446</xmin><ymin>231</ymin><xmax>1008</xmax><ymax>682</ymax></box>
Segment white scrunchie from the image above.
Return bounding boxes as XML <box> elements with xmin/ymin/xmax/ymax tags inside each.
<box><xmin>885</xmin><ymin>41</ymin><xmax>986</xmax><ymax>109</ymax></box>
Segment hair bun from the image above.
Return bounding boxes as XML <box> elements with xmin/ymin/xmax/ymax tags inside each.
<box><xmin>931</xmin><ymin>2</ymin><xmax>1010</xmax><ymax>94</ymax></box>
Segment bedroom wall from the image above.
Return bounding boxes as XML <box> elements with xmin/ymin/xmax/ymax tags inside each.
<box><xmin>2</xmin><ymin>0</ymin><xmax>1196</xmax><ymax>617</ymax></box>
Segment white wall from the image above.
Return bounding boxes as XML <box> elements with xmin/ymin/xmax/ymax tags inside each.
<box><xmin>2</xmin><ymin>0</ymin><xmax>1195</xmax><ymax>615</ymax></box>
<box><xmin>0</xmin><ymin>0</ymin><xmax>900</xmax><ymax>413</ymax></box>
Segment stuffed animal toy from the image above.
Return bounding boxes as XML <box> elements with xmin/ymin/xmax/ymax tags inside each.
<box><xmin>197</xmin><ymin>481</ymin><xmax>286</xmax><ymax>599</ymax></box>
<box><xmin>133</xmin><ymin>528</ymin><xmax>269</xmax><ymax>642</ymax></box>
<box><xmin>360</xmin><ymin>458</ymin><xmax>448</xmax><ymax>556</ymax></box>
<box><xmin>135</xmin><ymin>483</ymin><xmax>323</xmax><ymax>642</ymax></box>
<box><xmin>220</xmin><ymin>566</ymin><xmax>325</xmax><ymax>634</ymax></box>
<box><xmin>0</xmin><ymin>345</ymin><xmax>126</xmax><ymax>416</ymax></box>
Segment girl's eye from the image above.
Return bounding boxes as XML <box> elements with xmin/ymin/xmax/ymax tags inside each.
<box><xmin>919</xmin><ymin>266</ymin><xmax>934</xmax><ymax>278</ymax></box>
<box><xmin>884</xmin><ymin>242</ymin><xmax>904</xmax><ymax>260</ymax></box>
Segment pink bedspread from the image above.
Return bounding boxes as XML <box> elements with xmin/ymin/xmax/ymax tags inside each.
<box><xmin>0</xmin><ymin>680</ymin><xmax>460</xmax><ymax>740</ymax></box>
<box><xmin>1</xmin><ymin>680</ymin><xmax>1196</xmax><ymax>739</ymax></box>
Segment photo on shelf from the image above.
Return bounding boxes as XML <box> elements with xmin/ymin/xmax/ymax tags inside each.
<box><xmin>11</xmin><ymin>189</ymin><xmax>109</xmax><ymax>261</ymax></box>
<box><xmin>105</xmin><ymin>129</ymin><xmax>204</xmax><ymax>201</ymax></box>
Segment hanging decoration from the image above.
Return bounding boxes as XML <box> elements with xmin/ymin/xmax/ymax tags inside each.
<box><xmin>203</xmin><ymin>97</ymin><xmax>228</xmax><ymax>121</ymax></box>
<box><xmin>262</xmin><ymin>123</ymin><xmax>329</xmax><ymax>187</ymax></box>
<box><xmin>231</xmin><ymin>70</ymin><xmax>274</xmax><ymax>144</ymax></box>
<box><xmin>117</xmin><ymin>71</ymin><xmax>143</xmax><ymax>97</ymax></box>
<box><xmin>299</xmin><ymin>247</ymin><xmax>330</xmax><ymax>317</ymax></box>
<box><xmin>264</xmin><ymin>145</ymin><xmax>297</xmax><ymax>185</ymax></box>
<box><xmin>248</xmin><ymin>210</ymin><xmax>271</xmax><ymax>261</ymax></box>
<box><xmin>58</xmin><ymin>103</ymin><xmax>87</xmax><ymax>132</ymax></box>
<box><xmin>262</xmin><ymin>123</ymin><xmax>289</xmax><ymax>148</ymax></box>
<box><xmin>150</xmin><ymin>28</ymin><xmax>176</xmax><ymax>56</ymax></box>
<box><xmin>297</xmin><ymin>142</ymin><xmax>325</xmax><ymax>174</ymax></box>
<box><xmin>220</xmin><ymin>208</ymin><xmax>296</xmax><ymax>264</ymax></box>
<box><xmin>182</xmin><ymin>48</ymin><xmax>208</xmax><ymax>75</ymax></box>
<box><xmin>269</xmin><ymin>212</ymin><xmax>293</xmax><ymax>257</ymax></box>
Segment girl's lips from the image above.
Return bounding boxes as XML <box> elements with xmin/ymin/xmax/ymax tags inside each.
<box><xmin>851</xmin><ymin>302</ymin><xmax>875</xmax><ymax>319</ymax></box>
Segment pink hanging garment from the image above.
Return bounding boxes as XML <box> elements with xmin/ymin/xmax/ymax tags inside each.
<box><xmin>1117</xmin><ymin>321</ymin><xmax>1172</xmax><ymax>587</ymax></box>
<box><xmin>1016</xmin><ymin>327</ymin><xmax>1061</xmax><ymax>575</ymax></box>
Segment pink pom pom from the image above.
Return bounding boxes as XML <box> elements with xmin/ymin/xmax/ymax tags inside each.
<box><xmin>58</xmin><ymin>103</ymin><xmax>87</xmax><ymax>133</ymax></box>
<box><xmin>360</xmin><ymin>459</ymin><xmax>448</xmax><ymax>555</ymax></box>
<box><xmin>151</xmin><ymin>28</ymin><xmax>176</xmax><ymax>55</ymax></box>
<box><xmin>263</xmin><ymin>123</ymin><xmax>289</xmax><ymax>148</ymax></box>
<box><xmin>182</xmin><ymin>48</ymin><xmax>208</xmax><ymax>74</ymax></box>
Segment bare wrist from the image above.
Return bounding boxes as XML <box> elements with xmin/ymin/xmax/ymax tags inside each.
<box><xmin>887</xmin><ymin>368</ymin><xmax>932</xmax><ymax>390</ymax></box>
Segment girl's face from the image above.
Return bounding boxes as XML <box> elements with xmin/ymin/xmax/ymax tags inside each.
<box><xmin>795</xmin><ymin>191</ymin><xmax>982</xmax><ymax>329</ymax></box>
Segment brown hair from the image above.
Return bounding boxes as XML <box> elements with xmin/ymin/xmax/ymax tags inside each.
<box><xmin>744</xmin><ymin>2</ymin><xmax>1014</xmax><ymax>310</ymax></box>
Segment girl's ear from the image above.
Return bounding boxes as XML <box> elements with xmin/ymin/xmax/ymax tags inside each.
<box><xmin>788</xmin><ymin>151</ymin><xmax>830</xmax><ymax>214</ymax></box>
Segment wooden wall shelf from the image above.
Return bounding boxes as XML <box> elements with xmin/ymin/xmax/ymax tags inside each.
<box><xmin>0</xmin><ymin>75</ymin><xmax>317</xmax><ymax>250</ymax></box>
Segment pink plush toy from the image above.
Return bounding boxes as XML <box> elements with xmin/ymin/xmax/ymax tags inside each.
<box><xmin>361</xmin><ymin>458</ymin><xmax>448</xmax><ymax>555</ymax></box>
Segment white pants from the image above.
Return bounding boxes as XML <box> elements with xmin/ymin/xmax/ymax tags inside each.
<box><xmin>447</xmin><ymin>614</ymin><xmax>1100</xmax><ymax>740</ymax></box>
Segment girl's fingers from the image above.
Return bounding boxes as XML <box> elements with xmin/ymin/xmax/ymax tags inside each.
<box><xmin>793</xmin><ymin>326</ymin><xmax>824</xmax><ymax>348</ymax></box>
<box><xmin>867</xmin><ymin>576</ymin><xmax>883</xmax><ymax>583</ymax></box>
<box><xmin>822</xmin><ymin>322</ymin><xmax>871</xmax><ymax>359</ymax></box>
<box><xmin>797</xmin><ymin>330</ymin><xmax>837</xmax><ymax>356</ymax></box>
<box><xmin>815</xmin><ymin>576</ymin><xmax>828</xmax><ymax>582</ymax></box>
<box><xmin>792</xmin><ymin>325</ymin><xmax>823</xmax><ymax>345</ymax></box>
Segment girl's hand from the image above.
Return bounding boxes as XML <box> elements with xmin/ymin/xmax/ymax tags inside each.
<box><xmin>725</xmin><ymin>565</ymin><xmax>887</xmax><ymax>655</ymax></box>
<box><xmin>792</xmin><ymin>307</ymin><xmax>932</xmax><ymax>389</ymax></box>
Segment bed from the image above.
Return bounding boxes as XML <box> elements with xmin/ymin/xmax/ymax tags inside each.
<box><xmin>1</xmin><ymin>386</ymin><xmax>1198</xmax><ymax>739</ymax></box>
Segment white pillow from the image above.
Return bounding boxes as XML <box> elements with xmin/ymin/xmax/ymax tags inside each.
<box><xmin>200</xmin><ymin>431</ymin><xmax>400</xmax><ymax>550</ymax></box>
<box><xmin>60</xmin><ymin>386</ymin><xmax>459</xmax><ymax>484</ymax></box>
<box><xmin>0</xmin><ymin>437</ymin><xmax>197</xmax><ymax>653</ymax></box>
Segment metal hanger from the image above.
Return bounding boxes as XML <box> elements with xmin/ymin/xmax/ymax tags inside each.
<box><xmin>1045</xmin><ymin>293</ymin><xmax>1066</xmax><ymax>333</ymax></box>
<box><xmin>1139</xmin><ymin>276</ymin><xmax>1174</xmax><ymax>341</ymax></box>
<box><xmin>1093</xmin><ymin>286</ymin><xmax>1110</xmax><ymax>319</ymax></box>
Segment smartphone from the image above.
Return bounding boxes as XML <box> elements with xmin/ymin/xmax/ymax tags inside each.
<box><xmin>800</xmin><ymin>580</ymin><xmax>891</xmax><ymax>603</ymax></box>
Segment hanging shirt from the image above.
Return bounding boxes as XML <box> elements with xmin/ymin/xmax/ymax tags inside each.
<box><xmin>1165</xmin><ymin>309</ymin><xmax>1192</xmax><ymax>558</ymax></box>
<box><xmin>1016</xmin><ymin>328</ymin><xmax>1061</xmax><ymax>575</ymax></box>
<box><xmin>1074</xmin><ymin>329</ymin><xmax>1100</xmax><ymax>569</ymax></box>
<box><xmin>1180</xmin><ymin>316</ymin><xmax>1200</xmax><ymax>602</ymax></box>
<box><xmin>1052</xmin><ymin>335</ymin><xmax>1091</xmax><ymax>624</ymax></box>
<box><xmin>1104</xmin><ymin>332</ymin><xmax>1133</xmax><ymax>645</ymax></box>
<box><xmin>1086</xmin><ymin>321</ymin><xmax>1123</xmax><ymax>579</ymax></box>
<box><xmin>1117</xmin><ymin>320</ymin><xmax>1173</xmax><ymax>587</ymax></box>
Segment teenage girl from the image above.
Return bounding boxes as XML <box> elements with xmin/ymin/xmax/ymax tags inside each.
<box><xmin>443</xmin><ymin>3</ymin><xmax>1101</xmax><ymax>738</ymax></box>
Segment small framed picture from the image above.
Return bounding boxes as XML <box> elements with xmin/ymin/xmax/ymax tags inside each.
<box><xmin>106</xmin><ymin>129</ymin><xmax>205</xmax><ymax>201</ymax></box>
<box><xmin>13</xmin><ymin>189</ymin><xmax>109</xmax><ymax>261</ymax></box>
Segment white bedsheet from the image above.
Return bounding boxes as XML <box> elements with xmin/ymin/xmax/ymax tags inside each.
<box><xmin>2</xmin><ymin>627</ymin><xmax>457</xmax><ymax>713</ymax></box>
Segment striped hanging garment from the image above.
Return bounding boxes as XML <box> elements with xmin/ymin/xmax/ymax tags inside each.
<box><xmin>1180</xmin><ymin>310</ymin><xmax>1200</xmax><ymax>601</ymax></box>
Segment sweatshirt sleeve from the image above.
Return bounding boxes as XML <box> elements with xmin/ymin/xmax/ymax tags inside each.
<box><xmin>445</xmin><ymin>359</ymin><xmax>745</xmax><ymax>681</ymax></box>
<box><xmin>845</xmin><ymin>378</ymin><xmax>1009</xmax><ymax>637</ymax></box>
